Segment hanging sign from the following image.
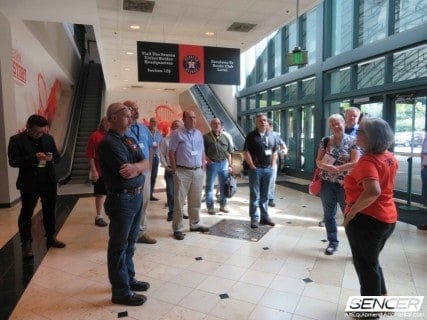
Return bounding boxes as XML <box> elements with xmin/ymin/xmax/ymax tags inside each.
<box><xmin>137</xmin><ymin>41</ymin><xmax>240</xmax><ymax>85</ymax></box>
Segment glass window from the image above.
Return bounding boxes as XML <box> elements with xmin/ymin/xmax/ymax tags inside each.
<box><xmin>272</xmin><ymin>30</ymin><xmax>282</xmax><ymax>78</ymax></box>
<box><xmin>357</xmin><ymin>57</ymin><xmax>385</xmax><ymax>89</ymax></box>
<box><xmin>284</xmin><ymin>82</ymin><xmax>298</xmax><ymax>102</ymax></box>
<box><xmin>285</xmin><ymin>22</ymin><xmax>298</xmax><ymax>72</ymax></box>
<box><xmin>329</xmin><ymin>67</ymin><xmax>351</xmax><ymax>94</ymax></box>
<box><xmin>358</xmin><ymin>0</ymin><xmax>387</xmax><ymax>46</ymax></box>
<box><xmin>271</xmin><ymin>87</ymin><xmax>282</xmax><ymax>106</ymax></box>
<box><xmin>331</xmin><ymin>0</ymin><xmax>354</xmax><ymax>56</ymax></box>
<box><xmin>393</xmin><ymin>44</ymin><xmax>427</xmax><ymax>82</ymax></box>
<box><xmin>395</xmin><ymin>0</ymin><xmax>427</xmax><ymax>33</ymax></box>
<box><xmin>302</xmin><ymin>7</ymin><xmax>318</xmax><ymax>64</ymax></box>
<box><xmin>248</xmin><ymin>95</ymin><xmax>256</xmax><ymax>110</ymax></box>
<box><xmin>258</xmin><ymin>91</ymin><xmax>268</xmax><ymax>108</ymax></box>
<box><xmin>255</xmin><ymin>39</ymin><xmax>268</xmax><ymax>83</ymax></box>
<box><xmin>302</xmin><ymin>77</ymin><xmax>315</xmax><ymax>99</ymax></box>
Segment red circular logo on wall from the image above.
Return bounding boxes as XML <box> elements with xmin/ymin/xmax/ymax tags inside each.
<box><xmin>183</xmin><ymin>55</ymin><xmax>200</xmax><ymax>74</ymax></box>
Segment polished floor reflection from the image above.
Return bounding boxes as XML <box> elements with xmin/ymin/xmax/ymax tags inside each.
<box><xmin>1</xmin><ymin>175</ymin><xmax>426</xmax><ymax>320</ymax></box>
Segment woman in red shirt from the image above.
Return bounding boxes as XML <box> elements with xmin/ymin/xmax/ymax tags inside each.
<box><xmin>343</xmin><ymin>117</ymin><xmax>398</xmax><ymax>300</ymax></box>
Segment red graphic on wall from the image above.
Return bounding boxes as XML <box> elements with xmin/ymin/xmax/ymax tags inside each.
<box><xmin>35</xmin><ymin>74</ymin><xmax>61</xmax><ymax>124</ymax></box>
<box><xmin>12</xmin><ymin>49</ymin><xmax>26</xmax><ymax>86</ymax></box>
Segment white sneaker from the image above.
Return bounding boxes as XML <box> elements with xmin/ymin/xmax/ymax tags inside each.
<box><xmin>219</xmin><ymin>205</ymin><xmax>230</xmax><ymax>213</ymax></box>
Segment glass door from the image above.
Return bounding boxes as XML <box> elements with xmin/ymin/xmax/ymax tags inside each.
<box><xmin>393</xmin><ymin>95</ymin><xmax>427</xmax><ymax>196</ymax></box>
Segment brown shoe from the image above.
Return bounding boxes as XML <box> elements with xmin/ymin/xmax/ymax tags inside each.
<box><xmin>22</xmin><ymin>241</ymin><xmax>34</xmax><ymax>258</ymax></box>
<box><xmin>137</xmin><ymin>234</ymin><xmax>157</xmax><ymax>244</ymax></box>
<box><xmin>46</xmin><ymin>236</ymin><xmax>66</xmax><ymax>248</ymax></box>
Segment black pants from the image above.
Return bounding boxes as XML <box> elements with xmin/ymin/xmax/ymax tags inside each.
<box><xmin>19</xmin><ymin>186</ymin><xmax>57</xmax><ymax>243</ymax></box>
<box><xmin>345</xmin><ymin>213</ymin><xmax>395</xmax><ymax>296</ymax></box>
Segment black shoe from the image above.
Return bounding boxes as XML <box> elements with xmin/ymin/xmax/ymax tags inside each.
<box><xmin>22</xmin><ymin>241</ymin><xmax>34</xmax><ymax>258</ymax></box>
<box><xmin>268</xmin><ymin>200</ymin><xmax>276</xmax><ymax>207</ymax></box>
<box><xmin>190</xmin><ymin>226</ymin><xmax>209</xmax><ymax>233</ymax></box>
<box><xmin>318</xmin><ymin>220</ymin><xmax>325</xmax><ymax>227</ymax></box>
<box><xmin>260</xmin><ymin>218</ymin><xmax>275</xmax><ymax>226</ymax></box>
<box><xmin>95</xmin><ymin>217</ymin><xmax>108</xmax><ymax>227</ymax></box>
<box><xmin>167</xmin><ymin>215</ymin><xmax>173</xmax><ymax>221</ymax></box>
<box><xmin>112</xmin><ymin>293</ymin><xmax>147</xmax><ymax>306</ymax></box>
<box><xmin>130</xmin><ymin>280</ymin><xmax>150</xmax><ymax>292</ymax></box>
<box><xmin>325</xmin><ymin>244</ymin><xmax>337</xmax><ymax>255</ymax></box>
<box><xmin>250</xmin><ymin>221</ymin><xmax>259</xmax><ymax>228</ymax></box>
<box><xmin>183</xmin><ymin>214</ymin><xmax>189</xmax><ymax>219</ymax></box>
<box><xmin>150</xmin><ymin>197</ymin><xmax>159</xmax><ymax>201</ymax></box>
<box><xmin>46</xmin><ymin>237</ymin><xmax>66</xmax><ymax>248</ymax></box>
<box><xmin>174</xmin><ymin>231</ymin><xmax>185</xmax><ymax>240</ymax></box>
<box><xmin>417</xmin><ymin>224</ymin><xmax>427</xmax><ymax>230</ymax></box>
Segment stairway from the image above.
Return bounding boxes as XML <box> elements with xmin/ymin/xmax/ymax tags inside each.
<box><xmin>69</xmin><ymin>63</ymin><xmax>103</xmax><ymax>184</ymax></box>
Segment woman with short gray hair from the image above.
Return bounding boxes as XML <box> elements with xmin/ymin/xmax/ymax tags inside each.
<box><xmin>343</xmin><ymin>117</ymin><xmax>398</xmax><ymax>305</ymax></box>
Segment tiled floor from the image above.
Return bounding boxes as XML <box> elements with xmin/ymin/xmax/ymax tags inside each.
<box><xmin>1</xmin><ymin>174</ymin><xmax>427</xmax><ymax>320</ymax></box>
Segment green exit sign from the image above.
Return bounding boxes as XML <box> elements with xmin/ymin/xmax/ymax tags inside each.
<box><xmin>286</xmin><ymin>50</ymin><xmax>308</xmax><ymax>66</ymax></box>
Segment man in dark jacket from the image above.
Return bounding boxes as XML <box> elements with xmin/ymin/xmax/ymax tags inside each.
<box><xmin>8</xmin><ymin>114</ymin><xmax>65</xmax><ymax>258</ymax></box>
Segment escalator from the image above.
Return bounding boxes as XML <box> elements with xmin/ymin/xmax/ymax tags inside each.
<box><xmin>56</xmin><ymin>62</ymin><xmax>103</xmax><ymax>184</ymax></box>
<box><xmin>190</xmin><ymin>84</ymin><xmax>245</xmax><ymax>150</ymax></box>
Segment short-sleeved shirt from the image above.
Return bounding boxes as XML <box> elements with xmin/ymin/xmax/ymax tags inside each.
<box><xmin>126</xmin><ymin>123</ymin><xmax>152</xmax><ymax>160</ymax></box>
<box><xmin>243</xmin><ymin>130</ymin><xmax>278</xmax><ymax>168</ymax></box>
<box><xmin>344</xmin><ymin>151</ymin><xmax>398</xmax><ymax>223</ymax></box>
<box><xmin>149</xmin><ymin>129</ymin><xmax>163</xmax><ymax>156</ymax></box>
<box><xmin>85</xmin><ymin>129</ymin><xmax>106</xmax><ymax>175</ymax></box>
<box><xmin>203</xmin><ymin>132</ymin><xmax>232</xmax><ymax>162</ymax></box>
<box><xmin>319</xmin><ymin>134</ymin><xmax>357</xmax><ymax>185</ymax></box>
<box><xmin>169</xmin><ymin>127</ymin><xmax>204</xmax><ymax>168</ymax></box>
<box><xmin>98</xmin><ymin>130</ymin><xmax>145</xmax><ymax>191</ymax></box>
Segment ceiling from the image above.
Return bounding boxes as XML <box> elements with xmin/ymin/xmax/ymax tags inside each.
<box><xmin>0</xmin><ymin>0</ymin><xmax>320</xmax><ymax>94</ymax></box>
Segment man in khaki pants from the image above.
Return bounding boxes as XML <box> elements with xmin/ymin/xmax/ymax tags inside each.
<box><xmin>169</xmin><ymin>110</ymin><xmax>209</xmax><ymax>240</ymax></box>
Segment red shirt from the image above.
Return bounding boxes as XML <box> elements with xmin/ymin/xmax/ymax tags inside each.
<box><xmin>85</xmin><ymin>129</ymin><xmax>106</xmax><ymax>175</ymax></box>
<box><xmin>344</xmin><ymin>151</ymin><xmax>398</xmax><ymax>223</ymax></box>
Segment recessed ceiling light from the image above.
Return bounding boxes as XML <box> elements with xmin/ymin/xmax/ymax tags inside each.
<box><xmin>123</xmin><ymin>79</ymin><xmax>129</xmax><ymax>82</ymax></box>
<box><xmin>124</xmin><ymin>68</ymin><xmax>130</xmax><ymax>71</ymax></box>
<box><xmin>205</xmin><ymin>31</ymin><xmax>215</xmax><ymax>36</ymax></box>
<box><xmin>126</xmin><ymin>51</ymin><xmax>134</xmax><ymax>55</ymax></box>
<box><xmin>122</xmin><ymin>87</ymin><xmax>128</xmax><ymax>90</ymax></box>
<box><xmin>130</xmin><ymin>25</ymin><xmax>140</xmax><ymax>30</ymax></box>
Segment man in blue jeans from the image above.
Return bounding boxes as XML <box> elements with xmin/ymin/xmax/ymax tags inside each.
<box><xmin>203</xmin><ymin>118</ymin><xmax>233</xmax><ymax>215</ymax></box>
<box><xmin>98</xmin><ymin>102</ymin><xmax>150</xmax><ymax>306</ymax></box>
<box><xmin>243</xmin><ymin>113</ymin><xmax>278</xmax><ymax>228</ymax></box>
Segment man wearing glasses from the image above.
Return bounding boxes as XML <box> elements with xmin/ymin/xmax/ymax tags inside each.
<box><xmin>8</xmin><ymin>114</ymin><xmax>65</xmax><ymax>258</ymax></box>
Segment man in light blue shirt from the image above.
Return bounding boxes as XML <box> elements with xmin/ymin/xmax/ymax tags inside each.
<box><xmin>169</xmin><ymin>109</ymin><xmax>209</xmax><ymax>240</ymax></box>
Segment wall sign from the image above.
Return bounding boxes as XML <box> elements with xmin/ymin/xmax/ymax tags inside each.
<box><xmin>137</xmin><ymin>41</ymin><xmax>240</xmax><ymax>85</ymax></box>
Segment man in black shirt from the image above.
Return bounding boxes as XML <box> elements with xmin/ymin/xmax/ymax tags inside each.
<box><xmin>243</xmin><ymin>113</ymin><xmax>278</xmax><ymax>228</ymax></box>
<box><xmin>98</xmin><ymin>103</ymin><xmax>150</xmax><ymax>306</ymax></box>
<box><xmin>8</xmin><ymin>114</ymin><xmax>65</xmax><ymax>258</ymax></box>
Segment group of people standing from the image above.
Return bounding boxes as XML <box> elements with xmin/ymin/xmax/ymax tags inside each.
<box><xmin>7</xmin><ymin>104</ymin><xmax>402</xmax><ymax>313</ymax></box>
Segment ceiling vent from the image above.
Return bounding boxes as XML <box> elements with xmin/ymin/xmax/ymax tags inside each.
<box><xmin>227</xmin><ymin>22</ymin><xmax>257</xmax><ymax>33</ymax></box>
<box><xmin>131</xmin><ymin>85</ymin><xmax>144</xmax><ymax>88</ymax></box>
<box><xmin>123</xmin><ymin>0</ymin><xmax>155</xmax><ymax>13</ymax></box>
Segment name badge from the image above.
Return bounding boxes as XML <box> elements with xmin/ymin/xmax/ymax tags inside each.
<box><xmin>153</xmin><ymin>142</ymin><xmax>158</xmax><ymax>147</ymax></box>
<box><xmin>265</xmin><ymin>149</ymin><xmax>272</xmax><ymax>156</ymax></box>
<box><xmin>191</xmin><ymin>150</ymin><xmax>198</xmax><ymax>156</ymax></box>
<box><xmin>139</xmin><ymin>143</ymin><xmax>145</xmax><ymax>149</ymax></box>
